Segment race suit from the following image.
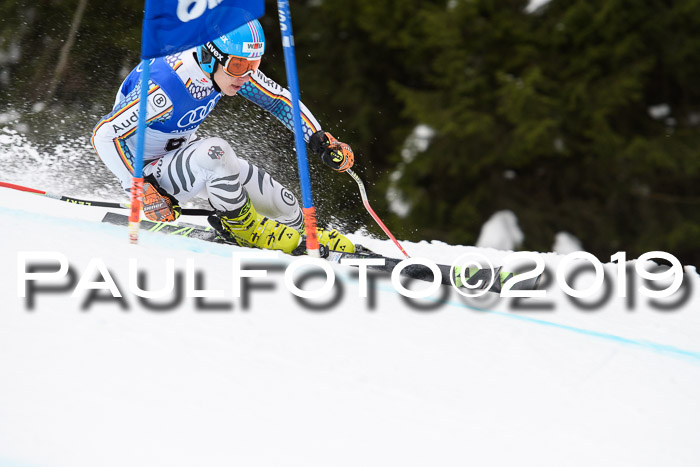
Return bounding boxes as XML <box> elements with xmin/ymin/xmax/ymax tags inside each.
<box><xmin>91</xmin><ymin>48</ymin><xmax>321</xmax><ymax>229</ymax></box>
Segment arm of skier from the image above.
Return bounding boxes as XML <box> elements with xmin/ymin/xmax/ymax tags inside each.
<box><xmin>90</xmin><ymin>80</ymin><xmax>174</xmax><ymax>191</ymax></box>
<box><xmin>239</xmin><ymin>69</ymin><xmax>354</xmax><ymax>172</ymax></box>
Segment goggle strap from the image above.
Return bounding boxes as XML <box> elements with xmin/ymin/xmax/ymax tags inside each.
<box><xmin>204</xmin><ymin>41</ymin><xmax>228</xmax><ymax>66</ymax></box>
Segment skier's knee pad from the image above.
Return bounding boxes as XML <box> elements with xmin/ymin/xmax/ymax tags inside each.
<box><xmin>192</xmin><ymin>137</ymin><xmax>240</xmax><ymax>175</ymax></box>
<box><xmin>272</xmin><ymin>185</ymin><xmax>301</xmax><ymax>221</ymax></box>
<box><xmin>260</xmin><ymin>177</ymin><xmax>303</xmax><ymax>230</ymax></box>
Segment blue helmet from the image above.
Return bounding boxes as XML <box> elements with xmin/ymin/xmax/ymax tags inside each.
<box><xmin>196</xmin><ymin>19</ymin><xmax>266</xmax><ymax>74</ymax></box>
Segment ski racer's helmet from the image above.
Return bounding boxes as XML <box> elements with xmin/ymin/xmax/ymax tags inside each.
<box><xmin>196</xmin><ymin>19</ymin><xmax>265</xmax><ymax>77</ymax></box>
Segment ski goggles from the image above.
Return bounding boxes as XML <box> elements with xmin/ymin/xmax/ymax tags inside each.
<box><xmin>221</xmin><ymin>55</ymin><xmax>261</xmax><ymax>78</ymax></box>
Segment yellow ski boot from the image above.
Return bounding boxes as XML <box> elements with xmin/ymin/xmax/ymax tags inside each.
<box><xmin>317</xmin><ymin>227</ymin><xmax>355</xmax><ymax>253</ymax></box>
<box><xmin>298</xmin><ymin>221</ymin><xmax>355</xmax><ymax>254</ymax></box>
<box><xmin>208</xmin><ymin>199</ymin><xmax>301</xmax><ymax>254</ymax></box>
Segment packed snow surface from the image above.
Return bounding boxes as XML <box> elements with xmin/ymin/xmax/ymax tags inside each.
<box><xmin>1</xmin><ymin>185</ymin><xmax>699</xmax><ymax>467</ymax></box>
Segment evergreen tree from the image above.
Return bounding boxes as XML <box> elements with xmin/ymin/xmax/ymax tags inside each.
<box><xmin>1</xmin><ymin>0</ymin><xmax>698</xmax><ymax>265</ymax></box>
<box><xmin>390</xmin><ymin>0</ymin><xmax>700</xmax><ymax>265</ymax></box>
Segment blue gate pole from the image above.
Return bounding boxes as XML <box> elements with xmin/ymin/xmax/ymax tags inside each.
<box><xmin>128</xmin><ymin>58</ymin><xmax>150</xmax><ymax>244</ymax></box>
<box><xmin>277</xmin><ymin>0</ymin><xmax>320</xmax><ymax>256</ymax></box>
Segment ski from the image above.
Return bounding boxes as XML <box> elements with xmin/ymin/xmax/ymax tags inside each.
<box><xmin>101</xmin><ymin>212</ymin><xmax>540</xmax><ymax>293</ymax></box>
<box><xmin>103</xmin><ymin>211</ymin><xmax>221</xmax><ymax>242</ymax></box>
<box><xmin>325</xmin><ymin>251</ymin><xmax>539</xmax><ymax>293</ymax></box>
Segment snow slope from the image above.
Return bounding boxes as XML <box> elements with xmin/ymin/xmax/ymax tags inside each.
<box><xmin>1</xmin><ymin>186</ymin><xmax>699</xmax><ymax>467</ymax></box>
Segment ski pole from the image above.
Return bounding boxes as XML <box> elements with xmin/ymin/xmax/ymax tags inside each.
<box><xmin>346</xmin><ymin>169</ymin><xmax>410</xmax><ymax>259</ymax></box>
<box><xmin>0</xmin><ymin>181</ymin><xmax>212</xmax><ymax>216</ymax></box>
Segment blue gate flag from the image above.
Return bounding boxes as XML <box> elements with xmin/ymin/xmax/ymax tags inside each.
<box><xmin>141</xmin><ymin>0</ymin><xmax>265</xmax><ymax>59</ymax></box>
<box><xmin>130</xmin><ymin>0</ymin><xmax>264</xmax><ymax>244</ymax></box>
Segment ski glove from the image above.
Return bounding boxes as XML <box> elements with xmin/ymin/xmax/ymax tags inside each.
<box><xmin>309</xmin><ymin>130</ymin><xmax>355</xmax><ymax>172</ymax></box>
<box><xmin>142</xmin><ymin>175</ymin><xmax>181</xmax><ymax>222</ymax></box>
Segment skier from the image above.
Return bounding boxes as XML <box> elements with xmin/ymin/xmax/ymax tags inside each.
<box><xmin>91</xmin><ymin>19</ymin><xmax>354</xmax><ymax>254</ymax></box>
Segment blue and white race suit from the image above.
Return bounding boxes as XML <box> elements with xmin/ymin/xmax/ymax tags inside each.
<box><xmin>91</xmin><ymin>49</ymin><xmax>321</xmax><ymax>229</ymax></box>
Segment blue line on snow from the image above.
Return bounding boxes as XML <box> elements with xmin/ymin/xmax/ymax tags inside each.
<box><xmin>442</xmin><ymin>293</ymin><xmax>700</xmax><ymax>363</ymax></box>
<box><xmin>2</xmin><ymin>204</ymin><xmax>700</xmax><ymax>365</ymax></box>
<box><xmin>0</xmin><ymin>456</ymin><xmax>47</xmax><ymax>467</ymax></box>
<box><xmin>365</xmin><ymin>282</ymin><xmax>700</xmax><ymax>365</ymax></box>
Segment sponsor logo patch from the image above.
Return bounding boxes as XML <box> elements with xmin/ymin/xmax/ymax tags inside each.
<box><xmin>177</xmin><ymin>95</ymin><xmax>220</xmax><ymax>128</ymax></box>
<box><xmin>146</xmin><ymin>90</ymin><xmax>173</xmax><ymax>118</ymax></box>
<box><xmin>208</xmin><ymin>145</ymin><xmax>225</xmax><ymax>160</ymax></box>
<box><xmin>242</xmin><ymin>42</ymin><xmax>265</xmax><ymax>54</ymax></box>
<box><xmin>112</xmin><ymin>109</ymin><xmax>139</xmax><ymax>133</ymax></box>
<box><xmin>281</xmin><ymin>189</ymin><xmax>296</xmax><ymax>206</ymax></box>
<box><xmin>152</xmin><ymin>92</ymin><xmax>168</xmax><ymax>108</ymax></box>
